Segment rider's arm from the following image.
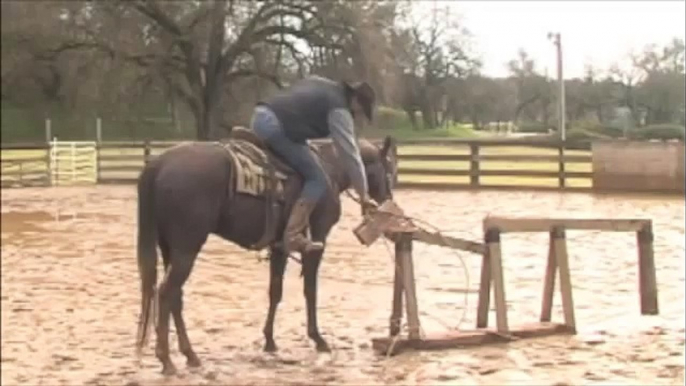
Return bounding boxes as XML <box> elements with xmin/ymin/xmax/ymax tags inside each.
<box><xmin>328</xmin><ymin>108</ymin><xmax>369</xmax><ymax>201</ymax></box>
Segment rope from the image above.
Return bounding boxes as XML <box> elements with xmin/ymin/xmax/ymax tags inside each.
<box><xmin>344</xmin><ymin>190</ymin><xmax>472</xmax><ymax>333</ymax></box>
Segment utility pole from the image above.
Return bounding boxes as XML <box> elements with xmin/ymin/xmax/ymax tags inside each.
<box><xmin>548</xmin><ymin>32</ymin><xmax>566</xmax><ymax>141</ymax></box>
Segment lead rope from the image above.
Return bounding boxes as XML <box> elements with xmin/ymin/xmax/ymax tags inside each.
<box><xmin>345</xmin><ymin>189</ymin><xmax>472</xmax><ymax>333</ymax></box>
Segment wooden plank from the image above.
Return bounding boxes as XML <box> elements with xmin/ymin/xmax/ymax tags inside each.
<box><xmin>411</xmin><ymin>229</ymin><xmax>486</xmax><ymax>254</ymax></box>
<box><xmin>98</xmin><ymin>165</ymin><xmax>144</xmax><ymax>173</ymax></box>
<box><xmin>476</xmin><ymin>247</ymin><xmax>492</xmax><ymax>329</ymax></box>
<box><xmin>477</xmin><ymin>170</ymin><xmax>591</xmax><ymax>178</ymax></box>
<box><xmin>353</xmin><ymin>200</ymin><xmax>412</xmax><ymax>246</ymax></box>
<box><xmin>552</xmin><ymin>228</ymin><xmax>576</xmax><ymax>332</ymax></box>
<box><xmin>0</xmin><ymin>156</ymin><xmax>49</xmax><ymax>163</ymax></box>
<box><xmin>1</xmin><ymin>174</ymin><xmax>49</xmax><ymax>182</ymax></box>
<box><xmin>392</xmin><ymin>137</ymin><xmax>589</xmax><ymax>149</ymax></box>
<box><xmin>395</xmin><ymin>182</ymin><xmax>593</xmax><ymax>193</ymax></box>
<box><xmin>637</xmin><ymin>223</ymin><xmax>659</xmax><ymax>315</ymax></box>
<box><xmin>540</xmin><ymin>231</ymin><xmax>557</xmax><ymax>322</ymax></box>
<box><xmin>390</xmin><ymin>242</ymin><xmax>404</xmax><ymax>337</ymax></box>
<box><xmin>483</xmin><ymin>217</ymin><xmax>650</xmax><ymax>233</ymax></box>
<box><xmin>98</xmin><ymin>154</ymin><xmax>145</xmax><ymax>162</ymax></box>
<box><xmin>487</xmin><ymin>229</ymin><xmax>508</xmax><ymax>334</ymax></box>
<box><xmin>397</xmin><ymin>233</ymin><xmax>421</xmax><ymax>340</ymax></box>
<box><xmin>397</xmin><ymin>168</ymin><xmax>470</xmax><ymax>177</ymax></box>
<box><xmin>2</xmin><ymin>169</ymin><xmax>48</xmax><ymax>176</ymax></box>
<box><xmin>477</xmin><ymin>154</ymin><xmax>591</xmax><ymax>163</ymax></box>
<box><xmin>397</xmin><ymin>154</ymin><xmax>471</xmax><ymax>162</ymax></box>
<box><xmin>372</xmin><ymin>322</ymin><xmax>574</xmax><ymax>355</ymax></box>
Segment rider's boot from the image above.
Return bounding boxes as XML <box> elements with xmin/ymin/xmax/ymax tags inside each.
<box><xmin>283</xmin><ymin>198</ymin><xmax>324</xmax><ymax>254</ymax></box>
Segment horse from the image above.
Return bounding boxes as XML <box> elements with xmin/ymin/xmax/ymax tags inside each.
<box><xmin>134</xmin><ymin>128</ymin><xmax>399</xmax><ymax>375</ymax></box>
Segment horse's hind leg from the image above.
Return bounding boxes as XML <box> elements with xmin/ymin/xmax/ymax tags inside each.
<box><xmin>160</xmin><ymin>238</ymin><xmax>201</xmax><ymax>368</ymax></box>
<box><xmin>263</xmin><ymin>247</ymin><xmax>288</xmax><ymax>352</ymax></box>
<box><xmin>302</xmin><ymin>246</ymin><xmax>331</xmax><ymax>352</ymax></box>
<box><xmin>172</xmin><ymin>288</ymin><xmax>201</xmax><ymax>367</ymax></box>
<box><xmin>156</xmin><ymin>244</ymin><xmax>200</xmax><ymax>375</ymax></box>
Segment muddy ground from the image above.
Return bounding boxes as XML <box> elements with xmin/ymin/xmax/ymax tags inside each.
<box><xmin>1</xmin><ymin>186</ymin><xmax>684</xmax><ymax>386</ymax></box>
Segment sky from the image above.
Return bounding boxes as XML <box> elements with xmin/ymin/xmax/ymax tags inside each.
<box><xmin>421</xmin><ymin>0</ymin><xmax>686</xmax><ymax>79</ymax></box>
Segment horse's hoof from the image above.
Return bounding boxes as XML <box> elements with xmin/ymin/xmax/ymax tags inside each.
<box><xmin>316</xmin><ymin>341</ymin><xmax>331</xmax><ymax>353</ymax></box>
<box><xmin>263</xmin><ymin>341</ymin><xmax>278</xmax><ymax>353</ymax></box>
<box><xmin>161</xmin><ymin>362</ymin><xmax>178</xmax><ymax>377</ymax></box>
<box><xmin>186</xmin><ymin>354</ymin><xmax>202</xmax><ymax>368</ymax></box>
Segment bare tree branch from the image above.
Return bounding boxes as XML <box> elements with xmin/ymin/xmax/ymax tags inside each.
<box><xmin>226</xmin><ymin>69</ymin><xmax>283</xmax><ymax>89</ymax></box>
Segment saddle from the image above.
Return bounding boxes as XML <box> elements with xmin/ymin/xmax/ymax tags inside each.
<box><xmin>221</xmin><ymin>126</ymin><xmax>319</xmax><ymax>252</ymax></box>
<box><xmin>228</xmin><ymin>127</ymin><xmax>294</xmax><ymax>173</ymax></box>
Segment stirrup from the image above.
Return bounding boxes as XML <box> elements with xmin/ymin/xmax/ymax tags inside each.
<box><xmin>286</xmin><ymin>235</ymin><xmax>324</xmax><ymax>255</ymax></box>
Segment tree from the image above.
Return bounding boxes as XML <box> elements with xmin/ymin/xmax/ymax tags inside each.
<box><xmin>506</xmin><ymin>49</ymin><xmax>551</xmax><ymax>125</ymax></box>
<box><xmin>632</xmin><ymin>38</ymin><xmax>685</xmax><ymax>125</ymax></box>
<box><xmin>390</xmin><ymin>2</ymin><xmax>480</xmax><ymax>129</ymax></box>
<box><xmin>82</xmin><ymin>0</ymin><xmax>349</xmax><ymax>140</ymax></box>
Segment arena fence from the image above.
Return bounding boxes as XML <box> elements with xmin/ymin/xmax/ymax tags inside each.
<box><xmin>1</xmin><ymin>137</ymin><xmax>598</xmax><ymax>192</ymax></box>
<box><xmin>49</xmin><ymin>140</ymin><xmax>98</xmax><ymax>186</ymax></box>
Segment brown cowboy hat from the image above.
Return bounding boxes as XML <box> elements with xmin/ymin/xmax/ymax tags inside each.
<box><xmin>344</xmin><ymin>81</ymin><xmax>376</xmax><ymax>121</ymax></box>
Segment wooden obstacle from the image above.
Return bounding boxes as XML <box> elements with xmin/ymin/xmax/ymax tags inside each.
<box><xmin>356</xmin><ymin>206</ymin><xmax>659</xmax><ymax>355</ymax></box>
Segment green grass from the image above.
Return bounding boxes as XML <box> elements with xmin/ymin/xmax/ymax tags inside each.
<box><xmin>1</xmin><ymin>141</ymin><xmax>592</xmax><ymax>189</ymax></box>
<box><xmin>364</xmin><ymin>123</ymin><xmax>478</xmax><ymax>140</ymax></box>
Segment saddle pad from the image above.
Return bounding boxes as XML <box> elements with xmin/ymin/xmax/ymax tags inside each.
<box><xmin>223</xmin><ymin>140</ymin><xmax>289</xmax><ymax>199</ymax></box>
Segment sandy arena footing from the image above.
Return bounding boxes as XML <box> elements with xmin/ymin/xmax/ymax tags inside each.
<box><xmin>1</xmin><ymin>186</ymin><xmax>684</xmax><ymax>385</ymax></box>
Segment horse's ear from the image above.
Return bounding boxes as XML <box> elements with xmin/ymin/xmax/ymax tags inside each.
<box><xmin>380</xmin><ymin>135</ymin><xmax>396</xmax><ymax>157</ymax></box>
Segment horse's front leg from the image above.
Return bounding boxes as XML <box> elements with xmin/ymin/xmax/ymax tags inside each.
<box><xmin>302</xmin><ymin>246</ymin><xmax>331</xmax><ymax>352</ymax></box>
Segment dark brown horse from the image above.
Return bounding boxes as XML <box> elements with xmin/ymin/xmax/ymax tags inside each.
<box><xmin>135</xmin><ymin>131</ymin><xmax>398</xmax><ymax>375</ymax></box>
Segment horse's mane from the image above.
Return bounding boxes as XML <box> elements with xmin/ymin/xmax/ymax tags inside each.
<box><xmin>358</xmin><ymin>139</ymin><xmax>382</xmax><ymax>164</ymax></box>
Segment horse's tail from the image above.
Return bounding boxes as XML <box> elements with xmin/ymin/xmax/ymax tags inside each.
<box><xmin>135</xmin><ymin>160</ymin><xmax>159</xmax><ymax>357</ymax></box>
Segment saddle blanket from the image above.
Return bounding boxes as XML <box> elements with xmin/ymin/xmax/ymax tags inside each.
<box><xmin>222</xmin><ymin>140</ymin><xmax>290</xmax><ymax>199</ymax></box>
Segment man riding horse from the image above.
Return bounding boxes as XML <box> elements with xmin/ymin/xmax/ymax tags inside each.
<box><xmin>250</xmin><ymin>75</ymin><xmax>378</xmax><ymax>255</ymax></box>
<box><xmin>134</xmin><ymin>76</ymin><xmax>397</xmax><ymax>374</ymax></box>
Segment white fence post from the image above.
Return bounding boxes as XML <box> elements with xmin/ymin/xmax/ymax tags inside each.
<box><xmin>45</xmin><ymin>119</ymin><xmax>52</xmax><ymax>143</ymax></box>
<box><xmin>96</xmin><ymin>117</ymin><xmax>102</xmax><ymax>143</ymax></box>
<box><xmin>50</xmin><ymin>137</ymin><xmax>58</xmax><ymax>186</ymax></box>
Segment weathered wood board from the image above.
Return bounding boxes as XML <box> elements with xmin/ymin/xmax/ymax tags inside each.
<box><xmin>372</xmin><ymin>322</ymin><xmax>574</xmax><ymax>355</ymax></box>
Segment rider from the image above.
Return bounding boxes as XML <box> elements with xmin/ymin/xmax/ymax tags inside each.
<box><xmin>250</xmin><ymin>75</ymin><xmax>377</xmax><ymax>255</ymax></box>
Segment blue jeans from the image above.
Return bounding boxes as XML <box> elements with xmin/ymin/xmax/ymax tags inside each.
<box><xmin>250</xmin><ymin>105</ymin><xmax>328</xmax><ymax>202</ymax></box>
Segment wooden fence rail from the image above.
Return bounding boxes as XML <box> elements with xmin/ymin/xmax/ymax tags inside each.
<box><xmin>2</xmin><ymin>138</ymin><xmax>593</xmax><ymax>191</ymax></box>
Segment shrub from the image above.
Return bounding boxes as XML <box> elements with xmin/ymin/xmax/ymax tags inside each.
<box><xmin>565</xmin><ymin>128</ymin><xmax>609</xmax><ymax>142</ymax></box>
<box><xmin>374</xmin><ymin>106</ymin><xmax>413</xmax><ymax>131</ymax></box>
<box><xmin>629</xmin><ymin>124</ymin><xmax>685</xmax><ymax>141</ymax></box>
<box><xmin>573</xmin><ymin>121</ymin><xmax>624</xmax><ymax>138</ymax></box>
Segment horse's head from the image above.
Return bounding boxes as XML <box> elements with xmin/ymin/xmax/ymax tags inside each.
<box><xmin>359</xmin><ymin>135</ymin><xmax>398</xmax><ymax>203</ymax></box>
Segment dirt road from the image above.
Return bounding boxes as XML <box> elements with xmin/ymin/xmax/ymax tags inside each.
<box><xmin>1</xmin><ymin>186</ymin><xmax>684</xmax><ymax>385</ymax></box>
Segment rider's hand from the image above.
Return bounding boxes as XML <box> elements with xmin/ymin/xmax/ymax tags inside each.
<box><xmin>361</xmin><ymin>198</ymin><xmax>378</xmax><ymax>216</ymax></box>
